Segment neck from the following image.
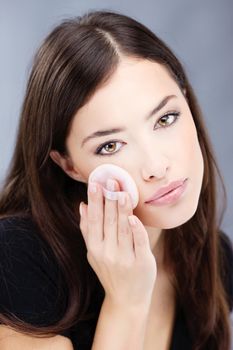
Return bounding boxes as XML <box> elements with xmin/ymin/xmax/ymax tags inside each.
<box><xmin>145</xmin><ymin>225</ymin><xmax>164</xmax><ymax>268</ymax></box>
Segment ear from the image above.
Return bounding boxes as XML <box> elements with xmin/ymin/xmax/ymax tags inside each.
<box><xmin>49</xmin><ymin>150</ymin><xmax>86</xmax><ymax>183</ymax></box>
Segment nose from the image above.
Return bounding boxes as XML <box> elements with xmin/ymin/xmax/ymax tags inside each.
<box><xmin>140</xmin><ymin>151</ymin><xmax>169</xmax><ymax>181</ymax></box>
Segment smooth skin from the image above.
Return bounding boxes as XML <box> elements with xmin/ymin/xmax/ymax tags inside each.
<box><xmin>80</xmin><ymin>178</ymin><xmax>157</xmax><ymax>308</ymax></box>
<box><xmin>79</xmin><ymin>178</ymin><xmax>157</xmax><ymax>349</ymax></box>
<box><xmin>0</xmin><ymin>326</ymin><xmax>74</xmax><ymax>350</ymax></box>
<box><xmin>1</xmin><ymin>57</ymin><xmax>204</xmax><ymax>349</ymax></box>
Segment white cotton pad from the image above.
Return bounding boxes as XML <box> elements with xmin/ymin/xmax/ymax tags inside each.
<box><xmin>88</xmin><ymin>163</ymin><xmax>139</xmax><ymax>209</ymax></box>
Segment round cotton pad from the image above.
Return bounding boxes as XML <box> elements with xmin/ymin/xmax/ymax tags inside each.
<box><xmin>88</xmin><ymin>163</ymin><xmax>139</xmax><ymax>209</ymax></box>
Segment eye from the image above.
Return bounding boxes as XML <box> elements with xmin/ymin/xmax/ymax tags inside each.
<box><xmin>155</xmin><ymin>111</ymin><xmax>180</xmax><ymax>129</ymax></box>
<box><xmin>95</xmin><ymin>111</ymin><xmax>180</xmax><ymax>156</ymax></box>
<box><xmin>95</xmin><ymin>141</ymin><xmax>122</xmax><ymax>156</ymax></box>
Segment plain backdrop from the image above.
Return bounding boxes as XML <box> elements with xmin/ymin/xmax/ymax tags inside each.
<box><xmin>0</xmin><ymin>2</ymin><xmax>232</xmax><ymax>230</ymax></box>
<box><xmin>0</xmin><ymin>0</ymin><xmax>233</xmax><ymax>345</ymax></box>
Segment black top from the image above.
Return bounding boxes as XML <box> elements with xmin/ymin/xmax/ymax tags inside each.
<box><xmin>0</xmin><ymin>216</ymin><xmax>232</xmax><ymax>349</ymax></box>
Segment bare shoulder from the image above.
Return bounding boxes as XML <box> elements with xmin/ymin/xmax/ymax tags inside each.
<box><xmin>0</xmin><ymin>325</ymin><xmax>74</xmax><ymax>350</ymax></box>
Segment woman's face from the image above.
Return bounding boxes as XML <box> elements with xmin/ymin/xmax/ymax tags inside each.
<box><xmin>51</xmin><ymin>58</ymin><xmax>204</xmax><ymax>230</ymax></box>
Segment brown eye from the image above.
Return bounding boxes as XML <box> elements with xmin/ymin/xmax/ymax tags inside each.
<box><xmin>154</xmin><ymin>112</ymin><xmax>180</xmax><ymax>129</ymax></box>
<box><xmin>103</xmin><ymin>142</ymin><xmax>117</xmax><ymax>153</ymax></box>
<box><xmin>96</xmin><ymin>140</ymin><xmax>123</xmax><ymax>156</ymax></box>
<box><xmin>95</xmin><ymin>111</ymin><xmax>180</xmax><ymax>156</ymax></box>
<box><xmin>159</xmin><ymin>115</ymin><xmax>174</xmax><ymax>126</ymax></box>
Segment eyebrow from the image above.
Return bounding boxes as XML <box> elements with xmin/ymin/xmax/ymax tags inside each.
<box><xmin>81</xmin><ymin>94</ymin><xmax>177</xmax><ymax>147</ymax></box>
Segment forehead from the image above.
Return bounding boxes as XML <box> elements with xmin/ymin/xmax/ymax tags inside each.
<box><xmin>71</xmin><ymin>58</ymin><xmax>180</xmax><ymax>128</ymax></box>
<box><xmin>78</xmin><ymin>58</ymin><xmax>179</xmax><ymax>116</ymax></box>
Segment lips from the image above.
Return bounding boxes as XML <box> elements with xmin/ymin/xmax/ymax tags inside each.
<box><xmin>145</xmin><ymin>179</ymin><xmax>186</xmax><ymax>203</ymax></box>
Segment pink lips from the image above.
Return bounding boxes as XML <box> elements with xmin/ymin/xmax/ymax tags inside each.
<box><xmin>145</xmin><ymin>179</ymin><xmax>187</xmax><ymax>203</ymax></box>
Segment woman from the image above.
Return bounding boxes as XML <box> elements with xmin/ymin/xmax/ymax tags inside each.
<box><xmin>0</xmin><ymin>9</ymin><xmax>232</xmax><ymax>350</ymax></box>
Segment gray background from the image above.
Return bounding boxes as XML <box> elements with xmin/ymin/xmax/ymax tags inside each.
<box><xmin>0</xmin><ymin>1</ymin><xmax>232</xmax><ymax>233</ymax></box>
<box><xmin>0</xmin><ymin>0</ymin><xmax>233</xmax><ymax>344</ymax></box>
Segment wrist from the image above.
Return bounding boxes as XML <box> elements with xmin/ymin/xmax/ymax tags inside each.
<box><xmin>103</xmin><ymin>296</ymin><xmax>151</xmax><ymax>317</ymax></box>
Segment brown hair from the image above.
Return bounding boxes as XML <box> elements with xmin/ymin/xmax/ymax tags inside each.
<box><xmin>0</xmin><ymin>9</ymin><xmax>231</xmax><ymax>349</ymax></box>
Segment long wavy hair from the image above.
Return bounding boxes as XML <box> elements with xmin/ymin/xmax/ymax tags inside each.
<box><xmin>0</xmin><ymin>9</ymin><xmax>231</xmax><ymax>350</ymax></box>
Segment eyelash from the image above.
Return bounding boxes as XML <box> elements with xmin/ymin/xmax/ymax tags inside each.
<box><xmin>94</xmin><ymin>111</ymin><xmax>181</xmax><ymax>156</ymax></box>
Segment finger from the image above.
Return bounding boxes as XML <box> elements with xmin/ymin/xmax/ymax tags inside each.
<box><xmin>117</xmin><ymin>192</ymin><xmax>134</xmax><ymax>251</ymax></box>
<box><xmin>79</xmin><ymin>202</ymin><xmax>88</xmax><ymax>245</ymax></box>
<box><xmin>103</xmin><ymin>178</ymin><xmax>120</xmax><ymax>247</ymax></box>
<box><xmin>128</xmin><ymin>215</ymin><xmax>151</xmax><ymax>259</ymax></box>
<box><xmin>87</xmin><ymin>181</ymin><xmax>104</xmax><ymax>246</ymax></box>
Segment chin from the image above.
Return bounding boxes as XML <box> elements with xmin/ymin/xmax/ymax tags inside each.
<box><xmin>160</xmin><ymin>205</ymin><xmax>198</xmax><ymax>229</ymax></box>
<box><xmin>137</xmin><ymin>192</ymin><xmax>201</xmax><ymax>230</ymax></box>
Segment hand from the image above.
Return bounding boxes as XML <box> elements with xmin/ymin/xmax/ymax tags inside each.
<box><xmin>79</xmin><ymin>179</ymin><xmax>157</xmax><ymax>308</ymax></box>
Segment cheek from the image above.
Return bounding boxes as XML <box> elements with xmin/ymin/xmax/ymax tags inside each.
<box><xmin>135</xmin><ymin>122</ymin><xmax>204</xmax><ymax>229</ymax></box>
<box><xmin>189</xmin><ymin>130</ymin><xmax>203</xmax><ymax>175</ymax></box>
<box><xmin>176</xmin><ymin>117</ymin><xmax>204</xmax><ymax>175</ymax></box>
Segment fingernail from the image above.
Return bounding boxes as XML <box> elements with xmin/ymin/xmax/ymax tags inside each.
<box><xmin>106</xmin><ymin>178</ymin><xmax>115</xmax><ymax>191</ymax></box>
